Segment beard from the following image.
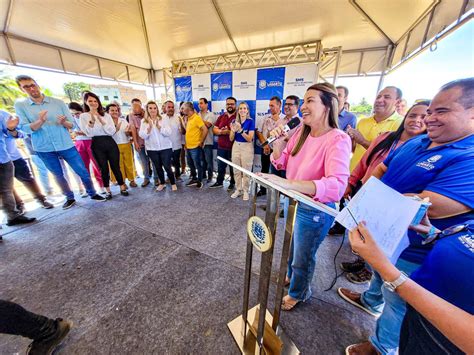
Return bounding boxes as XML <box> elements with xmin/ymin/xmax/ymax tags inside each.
<box><xmin>227</xmin><ymin>107</ymin><xmax>235</xmax><ymax>114</ymax></box>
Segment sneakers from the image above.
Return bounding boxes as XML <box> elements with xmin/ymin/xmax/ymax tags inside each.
<box><xmin>62</xmin><ymin>199</ymin><xmax>76</xmax><ymax>210</ymax></box>
<box><xmin>90</xmin><ymin>194</ymin><xmax>106</xmax><ymax>202</ymax></box>
<box><xmin>242</xmin><ymin>191</ymin><xmax>249</xmax><ymax>201</ymax></box>
<box><xmin>80</xmin><ymin>190</ymin><xmax>88</xmax><ymax>198</ymax></box>
<box><xmin>227</xmin><ymin>184</ymin><xmax>235</xmax><ymax>191</ymax></box>
<box><xmin>27</xmin><ymin>318</ymin><xmax>73</xmax><ymax>355</ymax></box>
<box><xmin>231</xmin><ymin>190</ymin><xmax>242</xmax><ymax>199</ymax></box>
<box><xmin>337</xmin><ymin>288</ymin><xmax>380</xmax><ymax>317</ymax></box>
<box><xmin>346</xmin><ymin>268</ymin><xmax>373</xmax><ymax>284</ymax></box>
<box><xmin>105</xmin><ymin>192</ymin><xmax>112</xmax><ymax>200</ymax></box>
<box><xmin>209</xmin><ymin>182</ymin><xmax>223</xmax><ymax>189</ymax></box>
<box><xmin>186</xmin><ymin>179</ymin><xmax>199</xmax><ymax>187</ymax></box>
<box><xmin>340</xmin><ymin>259</ymin><xmax>365</xmax><ymax>273</ymax></box>
<box><xmin>6</xmin><ymin>215</ymin><xmax>36</xmax><ymax>226</ymax></box>
<box><xmin>345</xmin><ymin>341</ymin><xmax>379</xmax><ymax>355</ymax></box>
<box><xmin>41</xmin><ymin>200</ymin><xmax>54</xmax><ymax>209</ymax></box>
<box><xmin>141</xmin><ymin>179</ymin><xmax>150</xmax><ymax>187</ymax></box>
<box><xmin>196</xmin><ymin>181</ymin><xmax>203</xmax><ymax>189</ymax></box>
<box><xmin>129</xmin><ymin>181</ymin><xmax>138</xmax><ymax>187</ymax></box>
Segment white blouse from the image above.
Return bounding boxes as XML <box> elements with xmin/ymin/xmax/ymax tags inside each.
<box><xmin>79</xmin><ymin>112</ymin><xmax>116</xmax><ymax>137</ymax></box>
<box><xmin>138</xmin><ymin>118</ymin><xmax>173</xmax><ymax>151</ymax></box>
<box><xmin>164</xmin><ymin>114</ymin><xmax>183</xmax><ymax>151</ymax></box>
<box><xmin>112</xmin><ymin>118</ymin><xmax>131</xmax><ymax>145</ymax></box>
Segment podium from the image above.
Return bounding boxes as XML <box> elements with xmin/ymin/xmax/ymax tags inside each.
<box><xmin>219</xmin><ymin>157</ymin><xmax>338</xmax><ymax>355</ymax></box>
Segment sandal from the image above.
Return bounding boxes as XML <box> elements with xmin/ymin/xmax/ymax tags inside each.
<box><xmin>281</xmin><ymin>295</ymin><xmax>300</xmax><ymax>311</ymax></box>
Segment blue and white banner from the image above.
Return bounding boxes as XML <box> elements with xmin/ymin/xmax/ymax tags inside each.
<box><xmin>174</xmin><ymin>76</ymin><xmax>192</xmax><ymax>102</ymax></box>
<box><xmin>211</xmin><ymin>72</ymin><xmax>233</xmax><ymax>101</ymax></box>
<box><xmin>192</xmin><ymin>73</ymin><xmax>211</xmax><ymax>101</ymax></box>
<box><xmin>256</xmin><ymin>67</ymin><xmax>285</xmax><ymax>100</ymax></box>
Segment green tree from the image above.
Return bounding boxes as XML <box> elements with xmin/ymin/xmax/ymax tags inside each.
<box><xmin>63</xmin><ymin>82</ymin><xmax>90</xmax><ymax>102</ymax></box>
<box><xmin>0</xmin><ymin>74</ymin><xmax>25</xmax><ymax>112</ymax></box>
<box><xmin>351</xmin><ymin>97</ymin><xmax>373</xmax><ymax>117</ymax></box>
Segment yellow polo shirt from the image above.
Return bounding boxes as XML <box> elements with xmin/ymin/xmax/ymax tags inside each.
<box><xmin>350</xmin><ymin>112</ymin><xmax>403</xmax><ymax>171</ymax></box>
<box><xmin>185</xmin><ymin>113</ymin><xmax>205</xmax><ymax>149</ymax></box>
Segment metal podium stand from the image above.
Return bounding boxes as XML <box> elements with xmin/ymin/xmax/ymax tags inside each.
<box><xmin>219</xmin><ymin>158</ymin><xmax>338</xmax><ymax>355</ymax></box>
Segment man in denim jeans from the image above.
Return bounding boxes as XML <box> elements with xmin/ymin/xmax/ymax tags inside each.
<box><xmin>14</xmin><ymin>75</ymin><xmax>105</xmax><ymax>209</ymax></box>
<box><xmin>198</xmin><ymin>98</ymin><xmax>216</xmax><ymax>183</ymax></box>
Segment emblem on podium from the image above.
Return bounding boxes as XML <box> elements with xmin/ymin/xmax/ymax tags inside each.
<box><xmin>247</xmin><ymin>216</ymin><xmax>272</xmax><ymax>252</ymax></box>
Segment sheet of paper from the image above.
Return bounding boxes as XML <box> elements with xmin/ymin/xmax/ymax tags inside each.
<box><xmin>335</xmin><ymin>177</ymin><xmax>421</xmax><ymax>263</ymax></box>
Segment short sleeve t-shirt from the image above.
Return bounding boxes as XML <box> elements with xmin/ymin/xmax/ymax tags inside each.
<box><xmin>235</xmin><ymin>118</ymin><xmax>255</xmax><ymax>143</ymax></box>
<box><xmin>214</xmin><ymin>112</ymin><xmax>236</xmax><ymax>150</ymax></box>
<box><xmin>185</xmin><ymin>113</ymin><xmax>205</xmax><ymax>149</ymax></box>
<box><xmin>382</xmin><ymin>134</ymin><xmax>474</xmax><ymax>264</ymax></box>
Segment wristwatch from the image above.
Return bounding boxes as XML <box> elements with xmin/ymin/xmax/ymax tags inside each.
<box><xmin>383</xmin><ymin>272</ymin><xmax>409</xmax><ymax>292</ymax></box>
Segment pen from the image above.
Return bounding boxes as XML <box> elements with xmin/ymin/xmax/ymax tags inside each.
<box><xmin>347</xmin><ymin>207</ymin><xmax>365</xmax><ymax>242</ymax></box>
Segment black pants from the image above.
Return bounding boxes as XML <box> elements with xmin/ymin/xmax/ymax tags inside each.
<box><xmin>91</xmin><ymin>136</ymin><xmax>124</xmax><ymax>188</ymax></box>
<box><xmin>148</xmin><ymin>149</ymin><xmax>176</xmax><ymax>185</ymax></box>
<box><xmin>0</xmin><ymin>161</ymin><xmax>19</xmax><ymax>221</ymax></box>
<box><xmin>171</xmin><ymin>149</ymin><xmax>181</xmax><ymax>178</ymax></box>
<box><xmin>216</xmin><ymin>148</ymin><xmax>235</xmax><ymax>185</ymax></box>
<box><xmin>0</xmin><ymin>300</ymin><xmax>57</xmax><ymax>340</ymax></box>
<box><xmin>259</xmin><ymin>152</ymin><xmax>271</xmax><ymax>193</ymax></box>
<box><xmin>12</xmin><ymin>158</ymin><xmax>45</xmax><ymax>206</ymax></box>
<box><xmin>400</xmin><ymin>305</ymin><xmax>462</xmax><ymax>354</ymax></box>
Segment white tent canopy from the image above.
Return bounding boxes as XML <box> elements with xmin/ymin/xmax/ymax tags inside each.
<box><xmin>0</xmin><ymin>0</ymin><xmax>472</xmax><ymax>86</ymax></box>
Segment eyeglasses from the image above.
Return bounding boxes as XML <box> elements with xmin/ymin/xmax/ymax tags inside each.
<box><xmin>422</xmin><ymin>223</ymin><xmax>470</xmax><ymax>245</ymax></box>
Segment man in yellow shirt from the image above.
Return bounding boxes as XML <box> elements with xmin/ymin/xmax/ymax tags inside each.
<box><xmin>182</xmin><ymin>102</ymin><xmax>208</xmax><ymax>188</ymax></box>
<box><xmin>347</xmin><ymin>86</ymin><xmax>404</xmax><ymax>171</ymax></box>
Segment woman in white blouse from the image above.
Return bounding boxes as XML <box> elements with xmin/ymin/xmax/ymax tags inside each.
<box><xmin>139</xmin><ymin>101</ymin><xmax>177</xmax><ymax>191</ymax></box>
<box><xmin>79</xmin><ymin>92</ymin><xmax>128</xmax><ymax>199</ymax></box>
<box><xmin>106</xmin><ymin>103</ymin><xmax>136</xmax><ymax>188</ymax></box>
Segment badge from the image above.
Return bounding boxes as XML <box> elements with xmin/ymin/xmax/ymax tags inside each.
<box><xmin>247</xmin><ymin>216</ymin><xmax>272</xmax><ymax>252</ymax></box>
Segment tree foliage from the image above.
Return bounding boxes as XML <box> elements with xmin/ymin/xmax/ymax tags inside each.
<box><xmin>63</xmin><ymin>82</ymin><xmax>91</xmax><ymax>102</ymax></box>
<box><xmin>351</xmin><ymin>97</ymin><xmax>373</xmax><ymax>117</ymax></box>
<box><xmin>0</xmin><ymin>74</ymin><xmax>25</xmax><ymax>112</ymax></box>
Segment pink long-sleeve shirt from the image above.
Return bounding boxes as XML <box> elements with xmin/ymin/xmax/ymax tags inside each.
<box><xmin>271</xmin><ymin>127</ymin><xmax>351</xmax><ymax>203</ymax></box>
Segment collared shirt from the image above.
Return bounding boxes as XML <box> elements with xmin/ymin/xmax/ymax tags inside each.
<box><xmin>0</xmin><ymin>110</ymin><xmax>14</xmax><ymax>163</ymax></box>
<box><xmin>139</xmin><ymin>118</ymin><xmax>173</xmax><ymax>151</ymax></box>
<box><xmin>128</xmin><ymin>111</ymin><xmax>145</xmax><ymax>147</ymax></box>
<box><xmin>199</xmin><ymin>110</ymin><xmax>217</xmax><ymax>146</ymax></box>
<box><xmin>214</xmin><ymin>112</ymin><xmax>236</xmax><ymax>150</ymax></box>
<box><xmin>112</xmin><ymin>118</ymin><xmax>131</xmax><ymax>145</ymax></box>
<box><xmin>79</xmin><ymin>113</ymin><xmax>116</xmax><ymax>137</ymax></box>
<box><xmin>72</xmin><ymin>116</ymin><xmax>91</xmax><ymax>141</ymax></box>
<box><xmin>350</xmin><ymin>111</ymin><xmax>403</xmax><ymax>171</ymax></box>
<box><xmin>15</xmin><ymin>96</ymin><xmax>75</xmax><ymax>153</ymax></box>
<box><xmin>260</xmin><ymin>113</ymin><xmax>286</xmax><ymax>139</ymax></box>
<box><xmin>382</xmin><ymin>134</ymin><xmax>474</xmax><ymax>264</ymax></box>
<box><xmin>234</xmin><ymin>118</ymin><xmax>255</xmax><ymax>143</ymax></box>
<box><xmin>185</xmin><ymin>113</ymin><xmax>205</xmax><ymax>149</ymax></box>
<box><xmin>338</xmin><ymin>109</ymin><xmax>357</xmax><ymax>132</ymax></box>
<box><xmin>163</xmin><ymin>114</ymin><xmax>182</xmax><ymax>151</ymax></box>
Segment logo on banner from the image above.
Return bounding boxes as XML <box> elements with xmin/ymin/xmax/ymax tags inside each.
<box><xmin>212</xmin><ymin>83</ymin><xmax>219</xmax><ymax>92</ymax></box>
<box><xmin>247</xmin><ymin>216</ymin><xmax>272</xmax><ymax>252</ymax></box>
<box><xmin>259</xmin><ymin>80</ymin><xmax>267</xmax><ymax>89</ymax></box>
<box><xmin>175</xmin><ymin>85</ymin><xmax>191</xmax><ymax>94</ymax></box>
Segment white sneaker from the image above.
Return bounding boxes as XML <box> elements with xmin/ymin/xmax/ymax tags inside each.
<box><xmin>231</xmin><ymin>190</ymin><xmax>242</xmax><ymax>199</ymax></box>
<box><xmin>242</xmin><ymin>192</ymin><xmax>249</xmax><ymax>201</ymax></box>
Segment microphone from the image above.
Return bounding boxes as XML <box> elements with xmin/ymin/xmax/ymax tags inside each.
<box><xmin>261</xmin><ymin>117</ymin><xmax>300</xmax><ymax>147</ymax></box>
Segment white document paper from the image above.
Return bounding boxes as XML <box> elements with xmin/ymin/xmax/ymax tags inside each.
<box><xmin>335</xmin><ymin>177</ymin><xmax>422</xmax><ymax>263</ymax></box>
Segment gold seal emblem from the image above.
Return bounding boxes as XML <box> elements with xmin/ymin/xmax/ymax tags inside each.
<box><xmin>247</xmin><ymin>216</ymin><xmax>272</xmax><ymax>252</ymax></box>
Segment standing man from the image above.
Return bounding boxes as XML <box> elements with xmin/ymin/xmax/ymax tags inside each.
<box><xmin>182</xmin><ymin>102</ymin><xmax>207</xmax><ymax>188</ymax></box>
<box><xmin>397</xmin><ymin>98</ymin><xmax>409</xmax><ymax>116</ymax></box>
<box><xmin>347</xmin><ymin>86</ymin><xmax>403</xmax><ymax>171</ymax></box>
<box><xmin>128</xmin><ymin>98</ymin><xmax>158</xmax><ymax>187</ymax></box>
<box><xmin>255</xmin><ymin>96</ymin><xmax>285</xmax><ymax>196</ymax></box>
<box><xmin>14</xmin><ymin>76</ymin><xmax>105</xmax><ymax>209</ymax></box>
<box><xmin>336</xmin><ymin>86</ymin><xmax>357</xmax><ymax>132</ymax></box>
<box><xmin>163</xmin><ymin>100</ymin><xmax>183</xmax><ymax>180</ymax></box>
<box><xmin>198</xmin><ymin>98</ymin><xmax>217</xmax><ymax>183</ymax></box>
<box><xmin>209</xmin><ymin>97</ymin><xmax>237</xmax><ymax>190</ymax></box>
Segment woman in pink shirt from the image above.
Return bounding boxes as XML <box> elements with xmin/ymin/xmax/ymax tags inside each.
<box><xmin>259</xmin><ymin>83</ymin><xmax>351</xmax><ymax>310</ymax></box>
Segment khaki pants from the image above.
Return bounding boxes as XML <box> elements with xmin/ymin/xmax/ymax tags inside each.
<box><xmin>111</xmin><ymin>143</ymin><xmax>136</xmax><ymax>183</ymax></box>
<box><xmin>231</xmin><ymin>141</ymin><xmax>254</xmax><ymax>192</ymax></box>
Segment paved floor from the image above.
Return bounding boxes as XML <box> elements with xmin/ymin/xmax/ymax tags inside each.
<box><xmin>0</xmin><ymin>178</ymin><xmax>375</xmax><ymax>354</ymax></box>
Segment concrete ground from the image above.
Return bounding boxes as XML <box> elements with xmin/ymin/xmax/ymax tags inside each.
<box><xmin>0</xmin><ymin>177</ymin><xmax>375</xmax><ymax>354</ymax></box>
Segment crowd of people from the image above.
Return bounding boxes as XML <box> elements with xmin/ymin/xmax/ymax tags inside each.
<box><xmin>0</xmin><ymin>74</ymin><xmax>472</xmax><ymax>355</ymax></box>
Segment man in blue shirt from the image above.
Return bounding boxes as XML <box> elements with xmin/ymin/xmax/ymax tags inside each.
<box><xmin>13</xmin><ymin>75</ymin><xmax>105</xmax><ymax>209</ymax></box>
<box><xmin>340</xmin><ymin>78</ymin><xmax>474</xmax><ymax>355</ymax></box>
<box><xmin>0</xmin><ymin>114</ymin><xmax>36</xmax><ymax>227</ymax></box>
<box><xmin>336</xmin><ymin>85</ymin><xmax>357</xmax><ymax>132</ymax></box>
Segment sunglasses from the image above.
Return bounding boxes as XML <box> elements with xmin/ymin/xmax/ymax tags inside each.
<box><xmin>422</xmin><ymin>223</ymin><xmax>470</xmax><ymax>245</ymax></box>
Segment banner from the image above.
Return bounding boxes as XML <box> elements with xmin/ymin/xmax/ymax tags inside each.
<box><xmin>233</xmin><ymin>69</ymin><xmax>257</xmax><ymax>100</ymax></box>
<box><xmin>192</xmin><ymin>73</ymin><xmax>211</xmax><ymax>101</ymax></box>
<box><xmin>256</xmin><ymin>67</ymin><xmax>285</xmax><ymax>100</ymax></box>
<box><xmin>174</xmin><ymin>76</ymin><xmax>192</xmax><ymax>102</ymax></box>
<box><xmin>283</xmin><ymin>63</ymin><xmax>317</xmax><ymax>99</ymax></box>
<box><xmin>211</xmin><ymin>72</ymin><xmax>233</xmax><ymax>101</ymax></box>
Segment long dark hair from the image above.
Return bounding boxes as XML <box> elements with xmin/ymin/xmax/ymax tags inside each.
<box><xmin>366</xmin><ymin>100</ymin><xmax>430</xmax><ymax>165</ymax></box>
<box><xmin>291</xmin><ymin>83</ymin><xmax>339</xmax><ymax>156</ymax></box>
<box><xmin>83</xmin><ymin>91</ymin><xmax>105</xmax><ymax>116</ymax></box>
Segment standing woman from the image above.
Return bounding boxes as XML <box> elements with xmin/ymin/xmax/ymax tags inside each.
<box><xmin>139</xmin><ymin>101</ymin><xmax>177</xmax><ymax>191</ymax></box>
<box><xmin>229</xmin><ymin>101</ymin><xmax>255</xmax><ymax>201</ymax></box>
<box><xmin>79</xmin><ymin>92</ymin><xmax>128</xmax><ymax>199</ymax></box>
<box><xmin>106</xmin><ymin>103</ymin><xmax>137</xmax><ymax>188</ymax></box>
<box><xmin>259</xmin><ymin>83</ymin><xmax>351</xmax><ymax>310</ymax></box>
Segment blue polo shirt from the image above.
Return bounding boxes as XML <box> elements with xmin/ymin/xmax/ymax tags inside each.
<box><xmin>382</xmin><ymin>134</ymin><xmax>474</xmax><ymax>264</ymax></box>
<box><xmin>411</xmin><ymin>220</ymin><xmax>474</xmax><ymax>314</ymax></box>
<box><xmin>0</xmin><ymin>111</ymin><xmax>11</xmax><ymax>164</ymax></box>
<box><xmin>338</xmin><ymin>109</ymin><xmax>357</xmax><ymax>132</ymax></box>
<box><xmin>235</xmin><ymin>118</ymin><xmax>255</xmax><ymax>143</ymax></box>
<box><xmin>0</xmin><ymin>110</ymin><xmax>22</xmax><ymax>161</ymax></box>
<box><xmin>15</xmin><ymin>96</ymin><xmax>75</xmax><ymax>153</ymax></box>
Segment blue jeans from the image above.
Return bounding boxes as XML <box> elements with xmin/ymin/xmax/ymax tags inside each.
<box><xmin>287</xmin><ymin>202</ymin><xmax>335</xmax><ymax>301</ymax></box>
<box><xmin>31</xmin><ymin>154</ymin><xmax>52</xmax><ymax>194</ymax></box>
<box><xmin>135</xmin><ymin>146</ymin><xmax>158</xmax><ymax>181</ymax></box>
<box><xmin>361</xmin><ymin>259</ymin><xmax>420</xmax><ymax>354</ymax></box>
<box><xmin>187</xmin><ymin>147</ymin><xmax>203</xmax><ymax>181</ymax></box>
<box><xmin>201</xmin><ymin>145</ymin><xmax>214</xmax><ymax>180</ymax></box>
<box><xmin>36</xmin><ymin>147</ymin><xmax>96</xmax><ymax>200</ymax></box>
<box><xmin>216</xmin><ymin>148</ymin><xmax>235</xmax><ymax>185</ymax></box>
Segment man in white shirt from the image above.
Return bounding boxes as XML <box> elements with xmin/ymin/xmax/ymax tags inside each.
<box><xmin>163</xmin><ymin>101</ymin><xmax>184</xmax><ymax>180</ymax></box>
<box><xmin>198</xmin><ymin>98</ymin><xmax>217</xmax><ymax>183</ymax></box>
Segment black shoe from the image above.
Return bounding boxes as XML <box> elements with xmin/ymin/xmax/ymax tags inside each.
<box><xmin>346</xmin><ymin>268</ymin><xmax>373</xmax><ymax>284</ymax></box>
<box><xmin>209</xmin><ymin>182</ymin><xmax>223</xmax><ymax>189</ymax></box>
<box><xmin>27</xmin><ymin>318</ymin><xmax>73</xmax><ymax>355</ymax></box>
<box><xmin>62</xmin><ymin>199</ymin><xmax>76</xmax><ymax>210</ymax></box>
<box><xmin>120</xmin><ymin>189</ymin><xmax>129</xmax><ymax>196</ymax></box>
<box><xmin>105</xmin><ymin>192</ymin><xmax>113</xmax><ymax>200</ymax></box>
<box><xmin>196</xmin><ymin>182</ymin><xmax>203</xmax><ymax>189</ymax></box>
<box><xmin>6</xmin><ymin>215</ymin><xmax>37</xmax><ymax>226</ymax></box>
<box><xmin>256</xmin><ymin>190</ymin><xmax>266</xmax><ymax>197</ymax></box>
<box><xmin>186</xmin><ymin>179</ymin><xmax>198</xmax><ymax>187</ymax></box>
<box><xmin>141</xmin><ymin>179</ymin><xmax>150</xmax><ymax>187</ymax></box>
<box><xmin>329</xmin><ymin>223</ymin><xmax>346</xmax><ymax>235</ymax></box>
<box><xmin>90</xmin><ymin>194</ymin><xmax>106</xmax><ymax>202</ymax></box>
<box><xmin>340</xmin><ymin>259</ymin><xmax>365</xmax><ymax>273</ymax></box>
<box><xmin>41</xmin><ymin>200</ymin><xmax>54</xmax><ymax>209</ymax></box>
<box><xmin>227</xmin><ymin>184</ymin><xmax>235</xmax><ymax>191</ymax></box>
